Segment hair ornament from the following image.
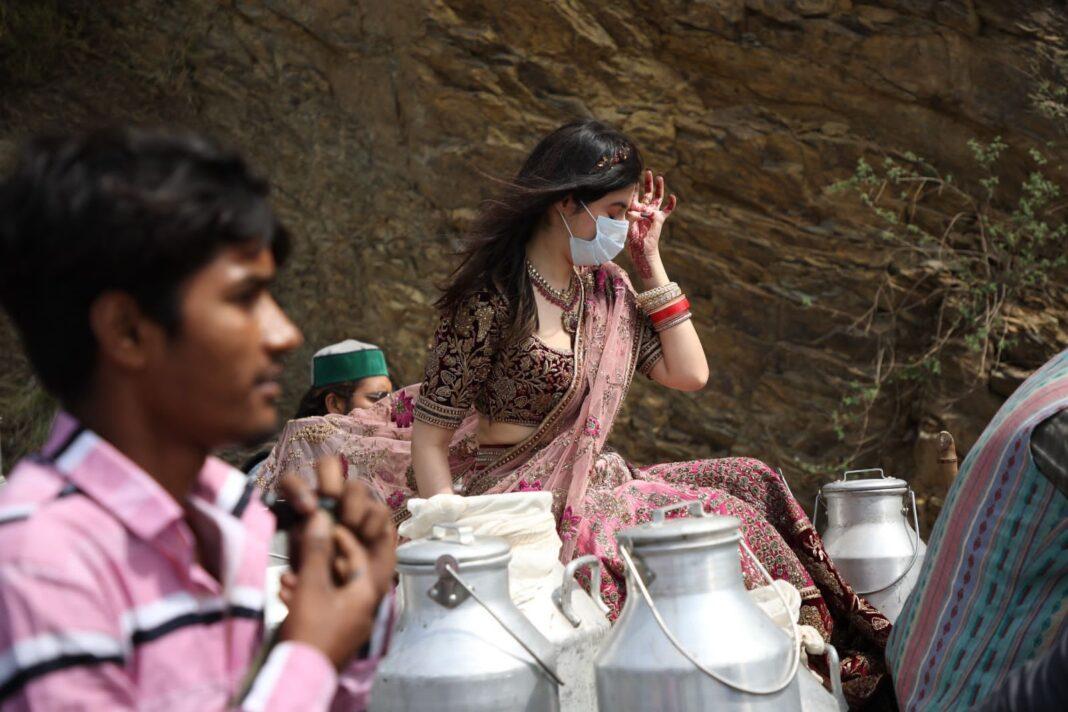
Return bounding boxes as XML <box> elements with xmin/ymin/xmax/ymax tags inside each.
<box><xmin>593</xmin><ymin>145</ymin><xmax>631</xmax><ymax>171</ymax></box>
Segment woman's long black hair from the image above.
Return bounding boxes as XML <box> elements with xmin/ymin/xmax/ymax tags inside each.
<box><xmin>436</xmin><ymin>119</ymin><xmax>643</xmax><ymax>349</ymax></box>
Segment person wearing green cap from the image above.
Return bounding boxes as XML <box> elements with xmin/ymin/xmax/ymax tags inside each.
<box><xmin>242</xmin><ymin>341</ymin><xmax>393</xmax><ymax>476</ymax></box>
<box><xmin>294</xmin><ymin>339</ymin><xmax>394</xmax><ymax>419</ymax></box>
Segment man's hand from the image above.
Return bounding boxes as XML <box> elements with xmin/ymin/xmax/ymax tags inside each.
<box><xmin>275</xmin><ymin>459</ymin><xmax>397</xmax><ymax>668</ymax></box>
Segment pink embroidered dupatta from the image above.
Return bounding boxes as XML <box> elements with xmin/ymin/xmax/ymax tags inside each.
<box><xmin>259</xmin><ymin>264</ymin><xmax>897</xmax><ymax>706</ymax></box>
<box><xmin>258</xmin><ymin>263</ymin><xmax>645</xmax><ymax>561</ymax></box>
<box><xmin>462</xmin><ymin>263</ymin><xmax>643</xmax><ymax>561</ymax></box>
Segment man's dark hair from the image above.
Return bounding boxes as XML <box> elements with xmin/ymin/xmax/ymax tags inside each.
<box><xmin>293</xmin><ymin>368</ymin><xmax>395</xmax><ymax>420</ymax></box>
<box><xmin>293</xmin><ymin>381</ymin><xmax>359</xmax><ymax>420</ymax></box>
<box><xmin>0</xmin><ymin>127</ymin><xmax>291</xmax><ymax>405</ymax></box>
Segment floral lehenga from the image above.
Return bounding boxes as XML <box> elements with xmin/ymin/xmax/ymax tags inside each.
<box><xmin>260</xmin><ymin>263</ymin><xmax>892</xmax><ymax>707</ymax></box>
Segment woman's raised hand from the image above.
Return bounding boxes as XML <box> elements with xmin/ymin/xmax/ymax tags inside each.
<box><xmin>625</xmin><ymin>169</ymin><xmax>677</xmax><ymax>280</ymax></box>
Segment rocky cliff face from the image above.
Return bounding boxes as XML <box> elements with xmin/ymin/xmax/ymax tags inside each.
<box><xmin>2</xmin><ymin>0</ymin><xmax>1065</xmax><ymax>524</ymax></box>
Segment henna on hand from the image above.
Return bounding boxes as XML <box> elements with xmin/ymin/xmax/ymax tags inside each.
<box><xmin>626</xmin><ymin>170</ymin><xmax>677</xmax><ymax>279</ymax></box>
<box><xmin>627</xmin><ymin>221</ymin><xmax>654</xmax><ymax>278</ymax></box>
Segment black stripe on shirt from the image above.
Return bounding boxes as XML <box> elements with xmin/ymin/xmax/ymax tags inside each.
<box><xmin>0</xmin><ymin>484</ymin><xmax>81</xmax><ymax>527</ymax></box>
<box><xmin>130</xmin><ymin>606</ymin><xmax>264</xmax><ymax>647</ymax></box>
<box><xmin>229</xmin><ymin>606</ymin><xmax>263</xmax><ymax>621</ymax></box>
<box><xmin>231</xmin><ymin>478</ymin><xmax>257</xmax><ymax>518</ymax></box>
<box><xmin>45</xmin><ymin>426</ymin><xmax>86</xmax><ymax>462</ymax></box>
<box><xmin>0</xmin><ymin>652</ymin><xmax>125</xmax><ymax>702</ymax></box>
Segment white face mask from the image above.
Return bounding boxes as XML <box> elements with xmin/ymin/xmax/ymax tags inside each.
<box><xmin>559</xmin><ymin>201</ymin><xmax>629</xmax><ymax>266</ymax></box>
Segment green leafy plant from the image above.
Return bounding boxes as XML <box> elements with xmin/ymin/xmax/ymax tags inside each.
<box><xmin>0</xmin><ymin>359</ymin><xmax>56</xmax><ymax>477</ymax></box>
<box><xmin>1029</xmin><ymin>41</ymin><xmax>1068</xmax><ymax>131</ymax></box>
<box><xmin>829</xmin><ymin>136</ymin><xmax>1067</xmax><ymax>456</ymax></box>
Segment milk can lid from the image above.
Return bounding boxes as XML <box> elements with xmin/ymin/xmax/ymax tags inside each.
<box><xmin>822</xmin><ymin>468</ymin><xmax>908</xmax><ymax>495</ymax></box>
<box><xmin>396</xmin><ymin>523</ymin><xmax>511</xmax><ymax>567</ymax></box>
<box><xmin>617</xmin><ymin>501</ymin><xmax>741</xmax><ymax>549</ymax></box>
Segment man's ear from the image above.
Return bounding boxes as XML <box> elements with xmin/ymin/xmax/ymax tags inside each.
<box><xmin>88</xmin><ymin>292</ymin><xmax>161</xmax><ymax>371</ymax></box>
<box><xmin>324</xmin><ymin>391</ymin><xmax>347</xmax><ymax>415</ymax></box>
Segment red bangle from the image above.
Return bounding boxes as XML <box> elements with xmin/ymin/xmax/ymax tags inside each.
<box><xmin>650</xmin><ymin>297</ymin><xmax>690</xmax><ymax>324</ymax></box>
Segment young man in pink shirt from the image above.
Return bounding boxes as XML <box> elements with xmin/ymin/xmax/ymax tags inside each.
<box><xmin>0</xmin><ymin>128</ymin><xmax>396</xmax><ymax>709</ymax></box>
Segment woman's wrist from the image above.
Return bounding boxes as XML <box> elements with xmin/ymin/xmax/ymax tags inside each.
<box><xmin>637</xmin><ymin>253</ymin><xmax>669</xmax><ymax>289</ymax></box>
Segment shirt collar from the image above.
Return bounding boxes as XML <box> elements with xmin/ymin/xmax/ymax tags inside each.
<box><xmin>42</xmin><ymin>412</ymin><xmax>251</xmax><ymax>542</ymax></box>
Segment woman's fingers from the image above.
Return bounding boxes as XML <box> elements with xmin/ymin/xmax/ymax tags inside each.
<box><xmin>630</xmin><ymin>197</ymin><xmax>673</xmax><ymax>222</ymax></box>
<box><xmin>642</xmin><ymin>170</ymin><xmax>655</xmax><ymax>204</ymax></box>
<box><xmin>661</xmin><ymin>194</ymin><xmax>677</xmax><ymax>217</ymax></box>
<box><xmin>638</xmin><ymin>171</ymin><xmax>668</xmax><ymax>210</ymax></box>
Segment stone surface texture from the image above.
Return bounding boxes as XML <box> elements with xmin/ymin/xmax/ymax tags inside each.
<box><xmin>1</xmin><ymin>1</ymin><xmax>1065</xmax><ymax>527</ymax></box>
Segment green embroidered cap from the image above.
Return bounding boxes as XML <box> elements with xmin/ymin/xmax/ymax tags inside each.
<box><xmin>311</xmin><ymin>339</ymin><xmax>389</xmax><ymax>387</ymax></box>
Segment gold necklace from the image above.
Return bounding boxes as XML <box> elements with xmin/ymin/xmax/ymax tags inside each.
<box><xmin>526</xmin><ymin>260</ymin><xmax>581</xmax><ymax>335</ymax></box>
<box><xmin>526</xmin><ymin>260</ymin><xmax>576</xmax><ymax>305</ymax></box>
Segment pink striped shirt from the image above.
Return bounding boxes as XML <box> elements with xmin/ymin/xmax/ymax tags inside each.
<box><xmin>0</xmin><ymin>413</ymin><xmax>380</xmax><ymax>710</ymax></box>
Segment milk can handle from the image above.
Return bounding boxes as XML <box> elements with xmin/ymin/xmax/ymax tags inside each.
<box><xmin>439</xmin><ymin>559</ymin><xmax>564</xmax><ymax>687</ymax></box>
<box><xmin>554</xmin><ymin>555</ymin><xmax>609</xmax><ymax>627</ymax></box>
<box><xmin>651</xmin><ymin>499</ymin><xmax>706</xmax><ymax>525</ymax></box>
<box><xmin>842</xmin><ymin>468</ymin><xmax>886</xmax><ymax>480</ymax></box>
<box><xmin>854</xmin><ymin>489</ymin><xmax>922</xmax><ymax>595</ymax></box>
<box><xmin>813</xmin><ymin>468</ymin><xmax>891</xmax><ymax>531</ymax></box>
<box><xmin>822</xmin><ymin>643</ymin><xmax>848</xmax><ymax>712</ymax></box>
<box><xmin>811</xmin><ymin>467</ymin><xmax>888</xmax><ymax>529</ymax></box>
<box><xmin>619</xmin><ymin>539</ymin><xmax>801</xmax><ymax>695</ymax></box>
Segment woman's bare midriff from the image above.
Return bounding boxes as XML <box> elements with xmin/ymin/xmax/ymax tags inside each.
<box><xmin>477</xmin><ymin>418</ymin><xmax>537</xmax><ymax>447</ymax></box>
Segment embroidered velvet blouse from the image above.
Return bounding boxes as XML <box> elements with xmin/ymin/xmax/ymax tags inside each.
<box><xmin>415</xmin><ymin>289</ymin><xmax>663</xmax><ymax>429</ymax></box>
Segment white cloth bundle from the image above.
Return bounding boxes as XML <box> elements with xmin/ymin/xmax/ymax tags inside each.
<box><xmin>746</xmin><ymin>579</ymin><xmax>826</xmax><ymax>655</ymax></box>
<box><xmin>399</xmin><ymin>492</ymin><xmax>563</xmax><ymax>606</ymax></box>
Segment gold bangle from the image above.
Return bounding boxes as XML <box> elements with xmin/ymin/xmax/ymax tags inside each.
<box><xmin>636</xmin><ymin>282</ymin><xmax>679</xmax><ymax>307</ymax></box>
<box><xmin>642</xmin><ymin>289</ymin><xmax>684</xmax><ymax>314</ymax></box>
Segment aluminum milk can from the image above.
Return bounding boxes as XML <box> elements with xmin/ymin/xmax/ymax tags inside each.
<box><xmin>532</xmin><ymin>554</ymin><xmax>611</xmax><ymax>711</ymax></box>
<box><xmin>398</xmin><ymin>491</ymin><xmax>610</xmax><ymax>711</ymax></box>
<box><xmin>264</xmin><ymin>529</ymin><xmax>290</xmax><ymax>632</ymax></box>
<box><xmin>595</xmin><ymin>501</ymin><xmax>803</xmax><ymax>711</ymax></box>
<box><xmin>815</xmin><ymin>468</ymin><xmax>926</xmax><ymax>623</ymax></box>
<box><xmin>370</xmin><ymin>523</ymin><xmax>561</xmax><ymax>711</ymax></box>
